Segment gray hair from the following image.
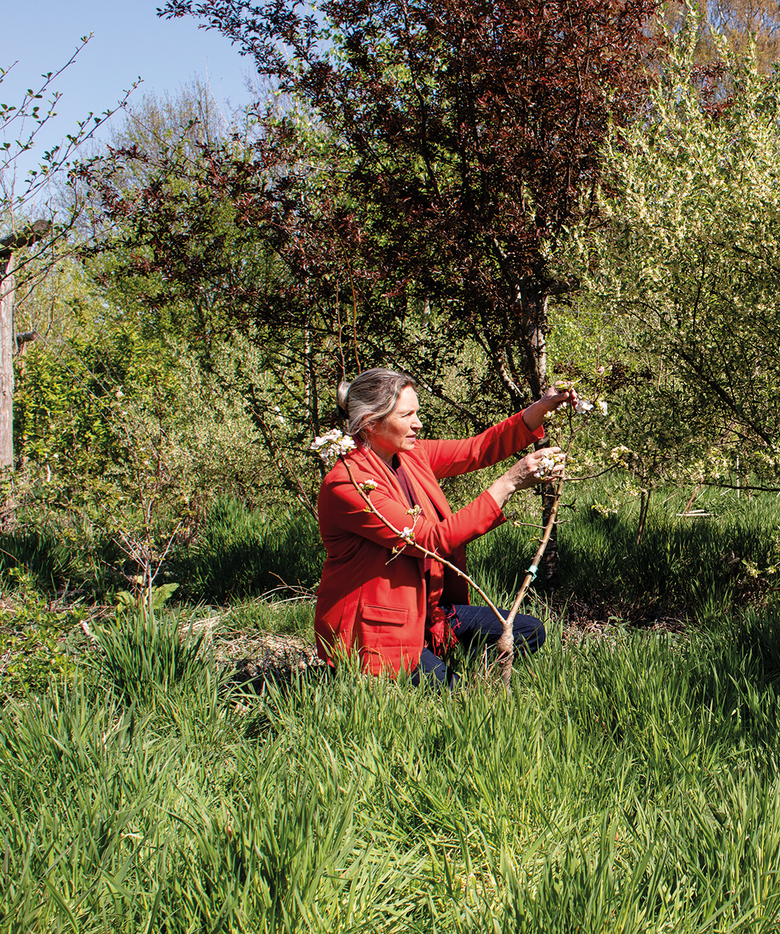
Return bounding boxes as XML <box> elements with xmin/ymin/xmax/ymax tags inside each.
<box><xmin>338</xmin><ymin>368</ymin><xmax>417</xmax><ymax>438</ymax></box>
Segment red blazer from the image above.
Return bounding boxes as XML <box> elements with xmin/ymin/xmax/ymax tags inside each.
<box><xmin>314</xmin><ymin>411</ymin><xmax>543</xmax><ymax>676</ymax></box>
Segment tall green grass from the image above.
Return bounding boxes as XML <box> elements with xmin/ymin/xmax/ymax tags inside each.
<box><xmin>0</xmin><ymin>525</ymin><xmax>72</xmax><ymax>593</ymax></box>
<box><xmin>6</xmin><ymin>485</ymin><xmax>780</xmax><ymax>624</ymax></box>
<box><xmin>172</xmin><ymin>496</ymin><xmax>324</xmax><ymax>602</ymax></box>
<box><xmin>3</xmin><ymin>604</ymin><xmax>780</xmax><ymax>931</ymax></box>
<box><xmin>470</xmin><ymin>482</ymin><xmax>780</xmax><ymax>625</ymax></box>
<box><xmin>89</xmin><ymin>608</ymin><xmax>211</xmax><ymax>703</ymax></box>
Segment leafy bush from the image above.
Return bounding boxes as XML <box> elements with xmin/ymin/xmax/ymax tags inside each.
<box><xmin>0</xmin><ymin>569</ymin><xmax>82</xmax><ymax>697</ymax></box>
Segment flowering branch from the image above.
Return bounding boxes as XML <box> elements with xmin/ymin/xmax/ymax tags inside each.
<box><xmin>336</xmin><ymin>458</ymin><xmax>507</xmax><ymax>622</ymax></box>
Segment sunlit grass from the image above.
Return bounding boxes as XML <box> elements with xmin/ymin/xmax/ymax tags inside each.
<box><xmin>470</xmin><ymin>481</ymin><xmax>780</xmax><ymax>626</ymax></box>
<box><xmin>3</xmin><ymin>605</ymin><xmax>780</xmax><ymax>931</ymax></box>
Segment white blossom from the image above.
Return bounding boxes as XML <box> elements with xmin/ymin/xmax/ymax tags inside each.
<box><xmin>610</xmin><ymin>445</ymin><xmax>633</xmax><ymax>466</ymax></box>
<box><xmin>360</xmin><ymin>479</ymin><xmax>378</xmax><ymax>492</ymax></box>
<box><xmin>400</xmin><ymin>527</ymin><xmax>415</xmax><ymax>544</ymax></box>
<box><xmin>596</xmin><ymin>399</ymin><xmax>608</xmax><ymax>415</ymax></box>
<box><xmin>575</xmin><ymin>399</ymin><xmax>594</xmax><ymax>414</ymax></box>
<box><xmin>533</xmin><ymin>451</ymin><xmax>566</xmax><ymax>479</ymax></box>
<box><xmin>311</xmin><ymin>429</ymin><xmax>357</xmax><ymax>467</ymax></box>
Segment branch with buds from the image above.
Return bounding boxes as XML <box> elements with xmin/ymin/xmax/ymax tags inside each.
<box><xmin>335</xmin><ymin>460</ymin><xmax>507</xmax><ymax>621</ymax></box>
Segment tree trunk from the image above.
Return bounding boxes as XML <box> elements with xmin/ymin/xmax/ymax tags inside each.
<box><xmin>0</xmin><ymin>221</ymin><xmax>50</xmax><ymax>479</ymax></box>
<box><xmin>0</xmin><ymin>251</ymin><xmax>15</xmax><ymax>470</ymax></box>
<box><xmin>519</xmin><ymin>289</ymin><xmax>561</xmax><ymax>591</ymax></box>
<box><xmin>520</xmin><ymin>291</ymin><xmax>548</xmax><ymax>402</ymax></box>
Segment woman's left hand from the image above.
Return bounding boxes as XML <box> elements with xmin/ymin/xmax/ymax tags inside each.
<box><xmin>542</xmin><ymin>383</ymin><xmax>579</xmax><ymax>411</ymax></box>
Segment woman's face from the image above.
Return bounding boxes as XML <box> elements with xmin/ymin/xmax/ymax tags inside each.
<box><xmin>366</xmin><ymin>386</ymin><xmax>423</xmax><ymax>465</ymax></box>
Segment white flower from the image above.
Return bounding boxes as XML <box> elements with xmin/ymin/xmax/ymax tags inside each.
<box><xmin>575</xmin><ymin>399</ymin><xmax>594</xmax><ymax>414</ymax></box>
<box><xmin>400</xmin><ymin>527</ymin><xmax>415</xmax><ymax>544</ymax></box>
<box><xmin>533</xmin><ymin>451</ymin><xmax>566</xmax><ymax>479</ymax></box>
<box><xmin>360</xmin><ymin>479</ymin><xmax>378</xmax><ymax>492</ymax></box>
<box><xmin>596</xmin><ymin>399</ymin><xmax>608</xmax><ymax>415</ymax></box>
<box><xmin>610</xmin><ymin>445</ymin><xmax>632</xmax><ymax>465</ymax></box>
<box><xmin>311</xmin><ymin>429</ymin><xmax>357</xmax><ymax>467</ymax></box>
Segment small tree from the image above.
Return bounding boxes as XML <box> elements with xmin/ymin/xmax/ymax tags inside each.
<box><xmin>564</xmin><ymin>18</ymin><xmax>780</xmax><ymax>493</ymax></box>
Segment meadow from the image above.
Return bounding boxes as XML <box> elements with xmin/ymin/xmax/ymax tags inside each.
<box><xmin>2</xmin><ymin>483</ymin><xmax>780</xmax><ymax>932</ymax></box>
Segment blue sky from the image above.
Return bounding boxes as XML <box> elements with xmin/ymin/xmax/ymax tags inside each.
<box><xmin>2</xmin><ymin>1</ymin><xmax>255</xmax><ymax>187</ymax></box>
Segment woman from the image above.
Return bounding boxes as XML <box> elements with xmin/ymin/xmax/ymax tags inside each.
<box><xmin>314</xmin><ymin>368</ymin><xmax>573</xmax><ymax>684</ymax></box>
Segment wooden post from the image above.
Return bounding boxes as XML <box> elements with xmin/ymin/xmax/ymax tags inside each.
<box><xmin>0</xmin><ymin>250</ymin><xmax>15</xmax><ymax>469</ymax></box>
<box><xmin>0</xmin><ymin>220</ymin><xmax>52</xmax><ymax>471</ymax></box>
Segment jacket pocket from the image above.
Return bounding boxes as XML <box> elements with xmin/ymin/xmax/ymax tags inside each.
<box><xmin>361</xmin><ymin>604</ymin><xmax>408</xmax><ymax>627</ymax></box>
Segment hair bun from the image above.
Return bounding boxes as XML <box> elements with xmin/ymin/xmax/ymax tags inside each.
<box><xmin>336</xmin><ymin>380</ymin><xmax>351</xmax><ymax>413</ymax></box>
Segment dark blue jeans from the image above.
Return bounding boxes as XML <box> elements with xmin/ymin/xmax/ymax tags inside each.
<box><xmin>411</xmin><ymin>605</ymin><xmax>546</xmax><ymax>689</ymax></box>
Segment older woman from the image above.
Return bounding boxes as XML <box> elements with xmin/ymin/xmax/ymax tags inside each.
<box><xmin>314</xmin><ymin>368</ymin><xmax>572</xmax><ymax>685</ymax></box>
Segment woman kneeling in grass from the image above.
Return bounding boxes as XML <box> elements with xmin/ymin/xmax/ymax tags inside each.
<box><xmin>314</xmin><ymin>368</ymin><xmax>572</xmax><ymax>687</ymax></box>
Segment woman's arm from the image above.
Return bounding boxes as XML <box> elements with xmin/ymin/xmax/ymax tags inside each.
<box><xmin>320</xmin><ymin>466</ymin><xmax>506</xmax><ymax>558</ymax></box>
<box><xmin>487</xmin><ymin>386</ymin><xmax>575</xmax><ymax>508</ymax></box>
<box><xmin>423</xmin><ymin>386</ymin><xmax>577</xmax><ymax>479</ymax></box>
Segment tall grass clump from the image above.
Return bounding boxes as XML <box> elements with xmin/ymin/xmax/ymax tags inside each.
<box><xmin>174</xmin><ymin>496</ymin><xmax>324</xmax><ymax>602</ymax></box>
<box><xmin>90</xmin><ymin>607</ymin><xmax>211</xmax><ymax>703</ymax></box>
<box><xmin>3</xmin><ymin>605</ymin><xmax>780</xmax><ymax>931</ymax></box>
<box><xmin>0</xmin><ymin>524</ymin><xmax>72</xmax><ymax>594</ymax></box>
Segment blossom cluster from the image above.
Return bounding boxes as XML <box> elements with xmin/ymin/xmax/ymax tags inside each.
<box><xmin>609</xmin><ymin>444</ymin><xmax>634</xmax><ymax>468</ymax></box>
<box><xmin>534</xmin><ymin>450</ymin><xmax>567</xmax><ymax>479</ymax></box>
<box><xmin>391</xmin><ymin>524</ymin><xmax>417</xmax><ymax>556</ymax></box>
<box><xmin>547</xmin><ymin>383</ymin><xmax>608</xmax><ymax>420</ymax></box>
<box><xmin>575</xmin><ymin>398</ymin><xmax>608</xmax><ymax>415</ymax></box>
<box><xmin>310</xmin><ymin>429</ymin><xmax>356</xmax><ymax>467</ymax></box>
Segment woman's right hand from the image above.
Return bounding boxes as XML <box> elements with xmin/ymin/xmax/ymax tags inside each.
<box><xmin>487</xmin><ymin>447</ymin><xmax>566</xmax><ymax>509</ymax></box>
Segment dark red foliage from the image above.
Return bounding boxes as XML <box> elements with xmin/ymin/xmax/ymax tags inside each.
<box><xmin>152</xmin><ymin>1</ymin><xmax>661</xmax><ymax>410</ymax></box>
<box><xmin>159</xmin><ymin>0</ymin><xmax>660</xmax><ymax>405</ymax></box>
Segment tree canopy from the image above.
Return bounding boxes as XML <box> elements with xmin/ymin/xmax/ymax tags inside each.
<box><xmin>158</xmin><ymin>0</ymin><xmax>660</xmax><ymax>408</ymax></box>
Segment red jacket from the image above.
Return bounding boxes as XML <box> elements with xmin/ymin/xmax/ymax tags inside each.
<box><xmin>314</xmin><ymin>411</ymin><xmax>543</xmax><ymax>675</ymax></box>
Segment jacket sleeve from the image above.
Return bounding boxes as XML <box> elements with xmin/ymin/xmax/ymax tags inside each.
<box><xmin>319</xmin><ymin>465</ymin><xmax>505</xmax><ymax>560</ymax></box>
<box><xmin>421</xmin><ymin>410</ymin><xmax>544</xmax><ymax>480</ymax></box>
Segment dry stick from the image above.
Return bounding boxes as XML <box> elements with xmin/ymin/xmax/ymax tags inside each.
<box><xmin>497</xmin><ymin>474</ymin><xmax>565</xmax><ymax>688</ymax></box>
